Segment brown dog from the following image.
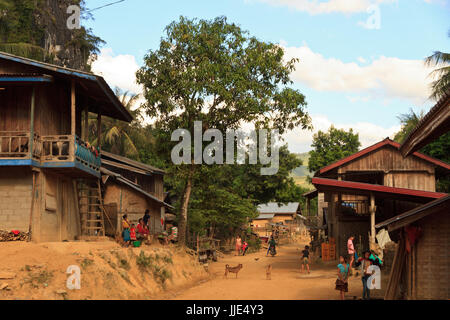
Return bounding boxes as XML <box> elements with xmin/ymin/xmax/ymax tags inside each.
<box><xmin>266</xmin><ymin>264</ymin><xmax>272</xmax><ymax>280</ymax></box>
<box><xmin>224</xmin><ymin>264</ymin><xmax>243</xmax><ymax>279</ymax></box>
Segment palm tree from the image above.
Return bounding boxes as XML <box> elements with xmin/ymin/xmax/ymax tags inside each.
<box><xmin>393</xmin><ymin>108</ymin><xmax>425</xmax><ymax>143</ymax></box>
<box><xmin>425</xmin><ymin>30</ymin><xmax>450</xmax><ymax>101</ymax></box>
<box><xmin>88</xmin><ymin>88</ymin><xmax>143</xmax><ymax>159</ymax></box>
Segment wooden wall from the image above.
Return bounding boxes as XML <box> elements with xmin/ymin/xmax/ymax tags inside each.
<box><xmin>103</xmin><ymin>181</ymin><xmax>164</xmax><ymax>235</ymax></box>
<box><xmin>272</xmin><ymin>214</ymin><xmax>295</xmax><ymax>224</ymax></box>
<box><xmin>37</xmin><ymin>171</ymin><xmax>79</xmax><ymax>241</ymax></box>
<box><xmin>337</xmin><ymin>146</ymin><xmax>436</xmax><ymax>191</ymax></box>
<box><xmin>0</xmin><ymin>60</ymin><xmax>82</xmax><ymax>137</ymax></box>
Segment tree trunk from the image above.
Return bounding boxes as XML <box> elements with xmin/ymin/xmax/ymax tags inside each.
<box><xmin>178</xmin><ymin>165</ymin><xmax>194</xmax><ymax>245</ymax></box>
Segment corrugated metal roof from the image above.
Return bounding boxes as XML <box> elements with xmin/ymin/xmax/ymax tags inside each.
<box><xmin>257</xmin><ymin>202</ymin><xmax>300</xmax><ymax>214</ymax></box>
<box><xmin>312</xmin><ymin>177</ymin><xmax>447</xmax><ymax>200</ymax></box>
<box><xmin>375</xmin><ymin>194</ymin><xmax>450</xmax><ymax>230</ymax></box>
<box><xmin>100</xmin><ymin>167</ymin><xmax>173</xmax><ymax>209</ymax></box>
<box><xmin>315</xmin><ymin>138</ymin><xmax>450</xmax><ymax>176</ymax></box>
<box><xmin>253</xmin><ymin>213</ymin><xmax>275</xmax><ymax>220</ymax></box>
<box><xmin>101</xmin><ymin>150</ymin><xmax>165</xmax><ymax>175</ymax></box>
<box><xmin>0</xmin><ymin>51</ymin><xmax>132</xmax><ymax>122</ymax></box>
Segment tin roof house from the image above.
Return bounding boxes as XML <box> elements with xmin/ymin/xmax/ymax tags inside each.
<box><xmin>0</xmin><ymin>51</ymin><xmax>132</xmax><ymax>241</ymax></box>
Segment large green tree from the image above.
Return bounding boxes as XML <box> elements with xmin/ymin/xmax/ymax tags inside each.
<box><xmin>308</xmin><ymin>126</ymin><xmax>361</xmax><ymax>173</ymax></box>
<box><xmin>137</xmin><ymin>16</ymin><xmax>311</xmax><ymax>244</ymax></box>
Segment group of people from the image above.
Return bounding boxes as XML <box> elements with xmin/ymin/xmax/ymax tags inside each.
<box><xmin>122</xmin><ymin>210</ymin><xmax>179</xmax><ymax>247</ymax></box>
<box><xmin>234</xmin><ymin>236</ymin><xmax>249</xmax><ymax>256</ymax></box>
<box><xmin>121</xmin><ymin>210</ymin><xmax>151</xmax><ymax>247</ymax></box>
<box><xmin>335</xmin><ymin>235</ymin><xmax>383</xmax><ymax>300</ymax></box>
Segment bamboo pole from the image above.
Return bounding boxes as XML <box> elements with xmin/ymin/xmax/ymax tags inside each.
<box><xmin>83</xmin><ymin>105</ymin><xmax>88</xmax><ymax>141</ymax></box>
<box><xmin>29</xmin><ymin>87</ymin><xmax>35</xmax><ymax>158</ymax></box>
<box><xmin>71</xmin><ymin>80</ymin><xmax>76</xmax><ymax>136</ymax></box>
<box><xmin>70</xmin><ymin>80</ymin><xmax>76</xmax><ymax>159</ymax></box>
<box><xmin>370</xmin><ymin>193</ymin><xmax>376</xmax><ymax>244</ymax></box>
<box><xmin>27</xmin><ymin>171</ymin><xmax>36</xmax><ymax>241</ymax></box>
<box><xmin>97</xmin><ymin>113</ymin><xmax>102</xmax><ymax>150</ymax></box>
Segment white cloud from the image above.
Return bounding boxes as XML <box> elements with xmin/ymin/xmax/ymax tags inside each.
<box><xmin>91</xmin><ymin>48</ymin><xmax>142</xmax><ymax>95</ymax></box>
<box><xmin>282</xmin><ymin>44</ymin><xmax>434</xmax><ymax>104</ymax></box>
<box><xmin>253</xmin><ymin>0</ymin><xmax>396</xmax><ymax>15</ymax></box>
<box><xmin>283</xmin><ymin>114</ymin><xmax>401</xmax><ymax>153</ymax></box>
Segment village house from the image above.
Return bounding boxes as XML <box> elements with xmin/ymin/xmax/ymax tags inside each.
<box><xmin>0</xmin><ymin>51</ymin><xmax>134</xmax><ymax>241</ymax></box>
<box><xmin>251</xmin><ymin>202</ymin><xmax>306</xmax><ymax>237</ymax></box>
<box><xmin>305</xmin><ymin>137</ymin><xmax>450</xmax><ymax>258</ymax></box>
<box><xmin>376</xmin><ymin>91</ymin><xmax>450</xmax><ymax>300</ymax></box>
<box><xmin>100</xmin><ymin>151</ymin><xmax>173</xmax><ymax>237</ymax></box>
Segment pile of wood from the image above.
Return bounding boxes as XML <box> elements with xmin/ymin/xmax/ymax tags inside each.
<box><xmin>0</xmin><ymin>230</ymin><xmax>29</xmax><ymax>242</ymax></box>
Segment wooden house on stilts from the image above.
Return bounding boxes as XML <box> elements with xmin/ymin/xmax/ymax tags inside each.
<box><xmin>305</xmin><ymin>137</ymin><xmax>449</xmax><ymax>259</ymax></box>
<box><xmin>0</xmin><ymin>51</ymin><xmax>133</xmax><ymax>241</ymax></box>
<box><xmin>376</xmin><ymin>91</ymin><xmax>450</xmax><ymax>300</ymax></box>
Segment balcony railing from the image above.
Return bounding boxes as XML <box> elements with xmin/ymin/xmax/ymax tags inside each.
<box><xmin>74</xmin><ymin>136</ymin><xmax>101</xmax><ymax>170</ymax></box>
<box><xmin>338</xmin><ymin>200</ymin><xmax>369</xmax><ymax>215</ymax></box>
<box><xmin>1</xmin><ymin>132</ymin><xmax>100</xmax><ymax>174</ymax></box>
<box><xmin>0</xmin><ymin>131</ymin><xmax>41</xmax><ymax>160</ymax></box>
<box><xmin>41</xmin><ymin>135</ymin><xmax>101</xmax><ymax>173</ymax></box>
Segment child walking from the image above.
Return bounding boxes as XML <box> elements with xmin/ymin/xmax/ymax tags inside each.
<box><xmin>242</xmin><ymin>241</ymin><xmax>249</xmax><ymax>256</ymax></box>
<box><xmin>335</xmin><ymin>255</ymin><xmax>349</xmax><ymax>300</ymax></box>
<box><xmin>301</xmin><ymin>245</ymin><xmax>310</xmax><ymax>274</ymax></box>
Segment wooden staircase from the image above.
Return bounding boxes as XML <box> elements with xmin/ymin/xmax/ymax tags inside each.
<box><xmin>75</xmin><ymin>178</ymin><xmax>106</xmax><ymax>237</ymax></box>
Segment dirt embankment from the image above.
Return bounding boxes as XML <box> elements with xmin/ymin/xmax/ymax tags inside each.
<box><xmin>0</xmin><ymin>240</ymin><xmax>209</xmax><ymax>300</ymax></box>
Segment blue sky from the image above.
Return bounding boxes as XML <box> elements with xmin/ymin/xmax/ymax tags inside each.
<box><xmin>84</xmin><ymin>0</ymin><xmax>450</xmax><ymax>152</ymax></box>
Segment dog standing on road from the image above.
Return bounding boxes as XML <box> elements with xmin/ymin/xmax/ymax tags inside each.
<box><xmin>266</xmin><ymin>264</ymin><xmax>272</xmax><ymax>280</ymax></box>
<box><xmin>224</xmin><ymin>264</ymin><xmax>243</xmax><ymax>279</ymax></box>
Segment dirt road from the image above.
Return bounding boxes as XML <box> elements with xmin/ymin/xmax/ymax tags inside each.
<box><xmin>169</xmin><ymin>242</ymin><xmax>375</xmax><ymax>300</ymax></box>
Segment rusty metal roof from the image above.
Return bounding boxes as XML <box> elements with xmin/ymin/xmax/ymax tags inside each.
<box><xmin>0</xmin><ymin>51</ymin><xmax>132</xmax><ymax>122</ymax></box>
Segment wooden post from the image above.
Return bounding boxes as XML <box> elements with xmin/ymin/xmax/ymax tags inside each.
<box><xmin>97</xmin><ymin>113</ymin><xmax>102</xmax><ymax>150</ymax></box>
<box><xmin>29</xmin><ymin>87</ymin><xmax>35</xmax><ymax>159</ymax></box>
<box><xmin>71</xmin><ymin>80</ymin><xmax>76</xmax><ymax>136</ymax></box>
<box><xmin>370</xmin><ymin>193</ymin><xmax>376</xmax><ymax>244</ymax></box>
<box><xmin>70</xmin><ymin>80</ymin><xmax>76</xmax><ymax>159</ymax></box>
<box><xmin>83</xmin><ymin>105</ymin><xmax>88</xmax><ymax>141</ymax></box>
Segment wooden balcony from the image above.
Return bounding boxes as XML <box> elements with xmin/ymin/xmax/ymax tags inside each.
<box><xmin>41</xmin><ymin>135</ymin><xmax>101</xmax><ymax>177</ymax></box>
<box><xmin>0</xmin><ymin>131</ymin><xmax>41</xmax><ymax>164</ymax></box>
<box><xmin>0</xmin><ymin>131</ymin><xmax>100</xmax><ymax>177</ymax></box>
<box><xmin>338</xmin><ymin>200</ymin><xmax>370</xmax><ymax>216</ymax></box>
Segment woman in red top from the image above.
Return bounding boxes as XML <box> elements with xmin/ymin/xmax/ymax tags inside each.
<box><xmin>137</xmin><ymin>218</ymin><xmax>149</xmax><ymax>241</ymax></box>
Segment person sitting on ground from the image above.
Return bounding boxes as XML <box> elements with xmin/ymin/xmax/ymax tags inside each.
<box><xmin>301</xmin><ymin>245</ymin><xmax>311</xmax><ymax>274</ymax></box>
<box><xmin>266</xmin><ymin>236</ymin><xmax>277</xmax><ymax>256</ymax></box>
<box><xmin>168</xmin><ymin>223</ymin><xmax>178</xmax><ymax>243</ymax></box>
<box><xmin>242</xmin><ymin>240</ymin><xmax>249</xmax><ymax>256</ymax></box>
<box><xmin>121</xmin><ymin>214</ymin><xmax>131</xmax><ymax>247</ymax></box>
<box><xmin>335</xmin><ymin>255</ymin><xmax>349</xmax><ymax>300</ymax></box>
<box><xmin>136</xmin><ymin>218</ymin><xmax>150</xmax><ymax>242</ymax></box>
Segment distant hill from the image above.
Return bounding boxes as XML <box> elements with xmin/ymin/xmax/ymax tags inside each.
<box><xmin>291</xmin><ymin>152</ymin><xmax>314</xmax><ymax>190</ymax></box>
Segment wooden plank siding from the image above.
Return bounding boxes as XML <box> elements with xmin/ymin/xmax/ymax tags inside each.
<box><xmin>337</xmin><ymin>146</ymin><xmax>436</xmax><ymax>191</ymax></box>
<box><xmin>103</xmin><ymin>181</ymin><xmax>164</xmax><ymax>235</ymax></box>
